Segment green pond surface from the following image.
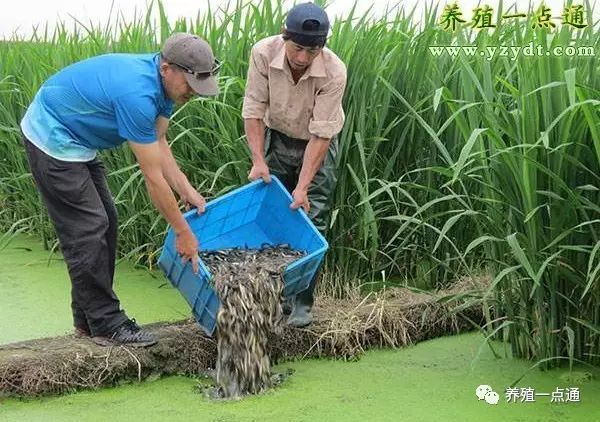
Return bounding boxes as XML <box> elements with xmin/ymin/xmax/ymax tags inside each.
<box><xmin>1</xmin><ymin>234</ymin><xmax>600</xmax><ymax>422</ymax></box>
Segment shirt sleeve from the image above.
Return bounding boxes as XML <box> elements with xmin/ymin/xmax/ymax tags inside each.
<box><xmin>113</xmin><ymin>94</ymin><xmax>158</xmax><ymax>143</ymax></box>
<box><xmin>308</xmin><ymin>67</ymin><xmax>347</xmax><ymax>139</ymax></box>
<box><xmin>242</xmin><ymin>45</ymin><xmax>269</xmax><ymax>120</ymax></box>
<box><xmin>158</xmin><ymin>101</ymin><xmax>174</xmax><ymax>119</ymax></box>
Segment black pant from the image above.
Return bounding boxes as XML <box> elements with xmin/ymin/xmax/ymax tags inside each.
<box><xmin>23</xmin><ymin>137</ymin><xmax>128</xmax><ymax>336</ymax></box>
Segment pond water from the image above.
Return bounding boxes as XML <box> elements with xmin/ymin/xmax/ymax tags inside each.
<box><xmin>1</xmin><ymin>235</ymin><xmax>599</xmax><ymax>421</ymax></box>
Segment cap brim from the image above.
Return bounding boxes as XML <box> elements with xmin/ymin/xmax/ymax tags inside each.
<box><xmin>185</xmin><ymin>74</ymin><xmax>219</xmax><ymax>97</ymax></box>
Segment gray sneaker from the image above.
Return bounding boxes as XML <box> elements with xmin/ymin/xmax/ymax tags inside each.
<box><xmin>92</xmin><ymin>319</ymin><xmax>157</xmax><ymax>347</ymax></box>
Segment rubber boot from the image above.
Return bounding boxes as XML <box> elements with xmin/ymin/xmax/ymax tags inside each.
<box><xmin>287</xmin><ymin>272</ymin><xmax>317</xmax><ymax>328</ymax></box>
<box><xmin>282</xmin><ymin>296</ymin><xmax>293</xmax><ymax>315</ymax></box>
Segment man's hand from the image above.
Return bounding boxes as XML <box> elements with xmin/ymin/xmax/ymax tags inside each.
<box><xmin>183</xmin><ymin>188</ymin><xmax>206</xmax><ymax>214</ymax></box>
<box><xmin>176</xmin><ymin>229</ymin><xmax>199</xmax><ymax>274</ymax></box>
<box><xmin>290</xmin><ymin>188</ymin><xmax>310</xmax><ymax>213</ymax></box>
<box><xmin>248</xmin><ymin>161</ymin><xmax>271</xmax><ymax>183</ymax></box>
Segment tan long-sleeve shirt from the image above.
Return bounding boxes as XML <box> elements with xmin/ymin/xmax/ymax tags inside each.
<box><xmin>242</xmin><ymin>35</ymin><xmax>347</xmax><ymax>140</ymax></box>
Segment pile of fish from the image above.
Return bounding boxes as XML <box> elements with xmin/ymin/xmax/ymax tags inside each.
<box><xmin>200</xmin><ymin>246</ymin><xmax>304</xmax><ymax>398</ymax></box>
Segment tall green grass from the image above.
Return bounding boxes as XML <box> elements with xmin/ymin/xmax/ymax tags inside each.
<box><xmin>1</xmin><ymin>0</ymin><xmax>599</xmax><ymax>367</ymax></box>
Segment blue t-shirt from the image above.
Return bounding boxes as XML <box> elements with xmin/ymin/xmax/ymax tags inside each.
<box><xmin>21</xmin><ymin>53</ymin><xmax>174</xmax><ymax>161</ymax></box>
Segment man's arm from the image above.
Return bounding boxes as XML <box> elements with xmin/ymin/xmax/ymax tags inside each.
<box><xmin>242</xmin><ymin>45</ymin><xmax>271</xmax><ymax>183</ymax></box>
<box><xmin>292</xmin><ymin>61</ymin><xmax>346</xmax><ymax>212</ymax></box>
<box><xmin>155</xmin><ymin>116</ymin><xmax>205</xmax><ymax>212</ymax></box>
<box><xmin>290</xmin><ymin>136</ymin><xmax>331</xmax><ymax>213</ymax></box>
<box><xmin>291</xmin><ymin>68</ymin><xmax>346</xmax><ymax>212</ymax></box>
<box><xmin>245</xmin><ymin>118</ymin><xmax>271</xmax><ymax>183</ymax></box>
<box><xmin>128</xmin><ymin>140</ymin><xmax>199</xmax><ymax>273</ymax></box>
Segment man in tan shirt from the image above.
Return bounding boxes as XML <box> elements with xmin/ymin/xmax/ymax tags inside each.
<box><xmin>242</xmin><ymin>2</ymin><xmax>347</xmax><ymax>327</ymax></box>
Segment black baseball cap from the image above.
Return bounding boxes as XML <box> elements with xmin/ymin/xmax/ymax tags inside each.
<box><xmin>285</xmin><ymin>3</ymin><xmax>329</xmax><ymax>47</ymax></box>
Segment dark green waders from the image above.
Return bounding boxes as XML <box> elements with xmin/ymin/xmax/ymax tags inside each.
<box><xmin>264</xmin><ymin>127</ymin><xmax>338</xmax><ymax>327</ymax></box>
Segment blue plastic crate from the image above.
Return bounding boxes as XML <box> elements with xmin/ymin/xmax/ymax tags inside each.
<box><xmin>158</xmin><ymin>176</ymin><xmax>328</xmax><ymax>336</ymax></box>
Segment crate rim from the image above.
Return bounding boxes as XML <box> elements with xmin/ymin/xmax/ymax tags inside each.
<box><xmin>175</xmin><ymin>175</ymin><xmax>329</xmax><ymax>279</ymax></box>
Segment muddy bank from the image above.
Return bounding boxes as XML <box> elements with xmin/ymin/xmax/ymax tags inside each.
<box><xmin>0</xmin><ymin>277</ymin><xmax>487</xmax><ymax>397</ymax></box>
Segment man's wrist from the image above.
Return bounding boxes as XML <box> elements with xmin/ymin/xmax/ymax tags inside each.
<box><xmin>174</xmin><ymin>225</ymin><xmax>192</xmax><ymax>236</ymax></box>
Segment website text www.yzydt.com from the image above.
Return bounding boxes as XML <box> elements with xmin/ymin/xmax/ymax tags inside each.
<box><xmin>428</xmin><ymin>43</ymin><xmax>596</xmax><ymax>61</ymax></box>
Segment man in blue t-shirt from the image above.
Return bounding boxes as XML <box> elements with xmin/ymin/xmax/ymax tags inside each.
<box><xmin>20</xmin><ymin>33</ymin><xmax>220</xmax><ymax>347</ymax></box>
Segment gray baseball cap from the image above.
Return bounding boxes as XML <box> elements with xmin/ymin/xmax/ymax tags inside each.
<box><xmin>161</xmin><ymin>33</ymin><xmax>219</xmax><ymax>96</ymax></box>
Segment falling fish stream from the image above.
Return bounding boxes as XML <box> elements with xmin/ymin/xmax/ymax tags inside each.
<box><xmin>199</xmin><ymin>246</ymin><xmax>305</xmax><ymax>399</ymax></box>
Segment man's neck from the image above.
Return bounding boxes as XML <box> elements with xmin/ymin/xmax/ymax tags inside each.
<box><xmin>286</xmin><ymin>58</ymin><xmax>307</xmax><ymax>84</ymax></box>
<box><xmin>291</xmin><ymin>69</ymin><xmax>306</xmax><ymax>84</ymax></box>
